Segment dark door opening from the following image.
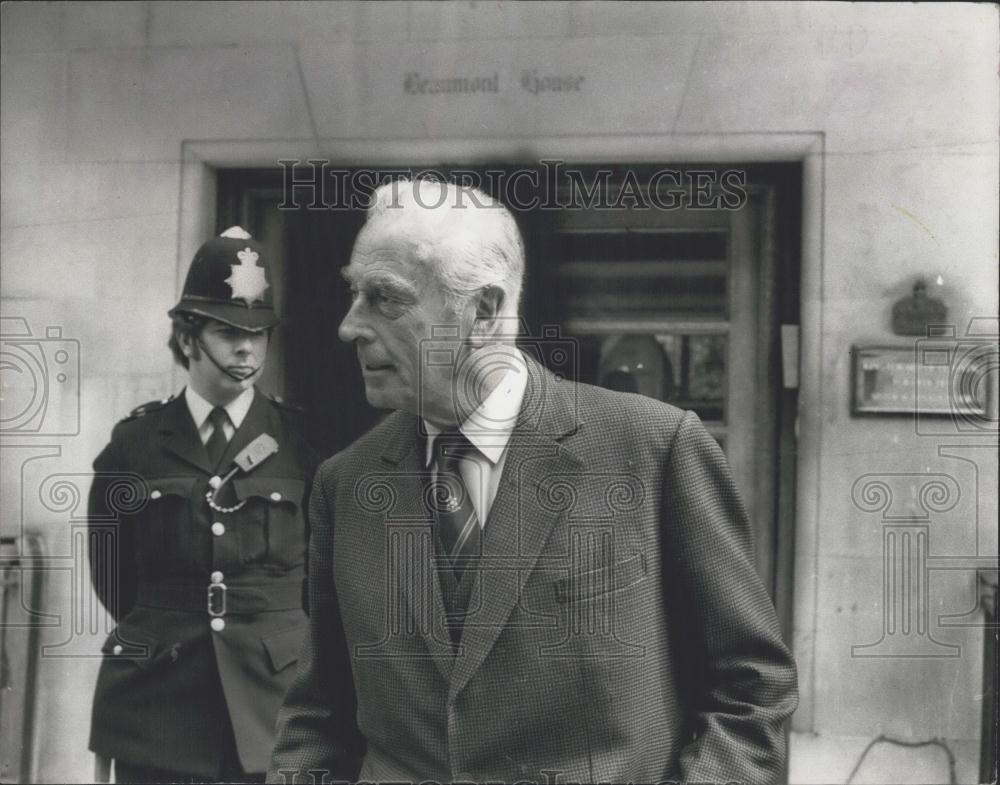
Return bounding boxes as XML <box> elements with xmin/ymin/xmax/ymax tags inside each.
<box><xmin>216</xmin><ymin>163</ymin><xmax>801</xmax><ymax>634</ymax></box>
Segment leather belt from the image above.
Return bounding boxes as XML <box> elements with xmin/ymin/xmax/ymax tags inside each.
<box><xmin>135</xmin><ymin>581</ymin><xmax>302</xmax><ymax>616</ymax></box>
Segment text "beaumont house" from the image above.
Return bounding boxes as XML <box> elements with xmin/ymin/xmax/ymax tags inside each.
<box><xmin>404</xmin><ymin>72</ymin><xmax>500</xmax><ymax>94</ymax></box>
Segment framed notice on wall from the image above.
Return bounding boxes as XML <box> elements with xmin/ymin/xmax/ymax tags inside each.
<box><xmin>851</xmin><ymin>344</ymin><xmax>991</xmax><ymax>417</ymax></box>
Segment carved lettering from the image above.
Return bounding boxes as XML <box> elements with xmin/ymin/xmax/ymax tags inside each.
<box><xmin>520</xmin><ymin>70</ymin><xmax>585</xmax><ymax>95</ymax></box>
<box><xmin>404</xmin><ymin>72</ymin><xmax>499</xmax><ymax>95</ymax></box>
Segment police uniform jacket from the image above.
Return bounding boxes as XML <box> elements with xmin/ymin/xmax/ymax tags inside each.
<box><xmin>88</xmin><ymin>387</ymin><xmax>315</xmax><ymax>777</ymax></box>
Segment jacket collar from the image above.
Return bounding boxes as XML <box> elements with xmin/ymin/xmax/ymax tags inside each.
<box><xmin>160</xmin><ymin>385</ymin><xmax>271</xmax><ymax>474</ymax></box>
<box><xmin>159</xmin><ymin>394</ymin><xmax>211</xmax><ymax>473</ymax></box>
<box><xmin>379</xmin><ymin>351</ymin><xmax>581</xmax><ymax>466</ymax></box>
<box><xmin>422</xmin><ymin>358</ymin><xmax>528</xmax><ymax>467</ymax></box>
<box><xmin>184</xmin><ymin>385</ymin><xmax>255</xmax><ymax>433</ymax></box>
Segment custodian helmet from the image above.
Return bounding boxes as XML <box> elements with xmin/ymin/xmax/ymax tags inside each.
<box><xmin>168</xmin><ymin>226</ymin><xmax>279</xmax><ymax>332</ymax></box>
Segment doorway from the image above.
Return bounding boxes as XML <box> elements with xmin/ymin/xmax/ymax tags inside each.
<box><xmin>216</xmin><ymin>162</ymin><xmax>801</xmax><ymax>630</ymax></box>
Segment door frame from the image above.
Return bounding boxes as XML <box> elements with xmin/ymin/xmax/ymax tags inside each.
<box><xmin>177</xmin><ymin>131</ymin><xmax>826</xmax><ymax>733</ymax></box>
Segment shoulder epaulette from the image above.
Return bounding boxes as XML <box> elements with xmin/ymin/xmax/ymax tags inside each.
<box><xmin>266</xmin><ymin>393</ymin><xmax>304</xmax><ymax>413</ymax></box>
<box><xmin>122</xmin><ymin>394</ymin><xmax>176</xmax><ymax>422</ymax></box>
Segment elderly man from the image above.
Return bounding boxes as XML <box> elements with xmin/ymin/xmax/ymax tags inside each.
<box><xmin>269</xmin><ymin>180</ymin><xmax>797</xmax><ymax>784</ymax></box>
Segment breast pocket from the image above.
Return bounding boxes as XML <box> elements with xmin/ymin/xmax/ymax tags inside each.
<box><xmin>551</xmin><ymin>551</ymin><xmax>650</xmax><ymax>665</ymax></box>
<box><xmin>554</xmin><ymin>551</ymin><xmax>648</xmax><ymax>604</ymax></box>
<box><xmin>141</xmin><ymin>476</ymin><xmax>198</xmax><ymax>569</ymax></box>
<box><xmin>231</xmin><ymin>477</ymin><xmax>307</xmax><ymax>568</ymax></box>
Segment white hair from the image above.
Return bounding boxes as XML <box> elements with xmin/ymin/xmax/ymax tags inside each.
<box><xmin>359</xmin><ymin>178</ymin><xmax>525</xmax><ymax>315</ymax></box>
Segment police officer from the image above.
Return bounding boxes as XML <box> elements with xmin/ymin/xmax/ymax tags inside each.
<box><xmin>88</xmin><ymin>227</ymin><xmax>315</xmax><ymax>783</ymax></box>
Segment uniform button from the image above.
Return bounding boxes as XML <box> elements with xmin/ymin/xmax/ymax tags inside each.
<box><xmin>269</xmin><ymin>491</ymin><xmax>282</xmax><ymax>502</ymax></box>
<box><xmin>210</xmin><ymin>618</ymin><xmax>225</xmax><ymax>632</ymax></box>
<box><xmin>112</xmin><ymin>644</ymin><xmax>123</xmax><ymax>655</ymax></box>
<box><xmin>208</xmin><ymin>475</ymin><xmax>222</xmax><ymax>490</ymax></box>
<box><xmin>150</xmin><ymin>490</ymin><xmax>162</xmax><ymax>500</ymax></box>
<box><xmin>211</xmin><ymin>522</ymin><xmax>225</xmax><ymax>536</ymax></box>
<box><xmin>211</xmin><ymin>571</ymin><xmax>224</xmax><ymax>584</ymax></box>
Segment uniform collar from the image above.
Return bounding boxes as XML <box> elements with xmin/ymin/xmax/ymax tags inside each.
<box><xmin>184</xmin><ymin>385</ymin><xmax>255</xmax><ymax>430</ymax></box>
<box><xmin>423</xmin><ymin>351</ymin><xmax>528</xmax><ymax>467</ymax></box>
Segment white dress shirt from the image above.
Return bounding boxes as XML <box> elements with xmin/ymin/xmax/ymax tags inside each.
<box><xmin>424</xmin><ymin>354</ymin><xmax>528</xmax><ymax>527</ymax></box>
<box><xmin>184</xmin><ymin>386</ymin><xmax>255</xmax><ymax>445</ymax></box>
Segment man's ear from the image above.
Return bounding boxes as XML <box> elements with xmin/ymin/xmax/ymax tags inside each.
<box><xmin>469</xmin><ymin>286</ymin><xmax>506</xmax><ymax>345</ymax></box>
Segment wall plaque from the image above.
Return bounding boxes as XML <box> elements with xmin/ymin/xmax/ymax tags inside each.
<box><xmin>892</xmin><ymin>279</ymin><xmax>947</xmax><ymax>335</ymax></box>
<box><xmin>851</xmin><ymin>344</ymin><xmax>990</xmax><ymax>417</ymax></box>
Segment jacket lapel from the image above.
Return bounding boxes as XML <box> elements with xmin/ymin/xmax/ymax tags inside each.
<box><xmin>448</xmin><ymin>355</ymin><xmax>583</xmax><ymax>703</ymax></box>
<box><xmin>377</xmin><ymin>412</ymin><xmax>455</xmax><ymax>682</ymax></box>
<box><xmin>160</xmin><ymin>393</ymin><xmax>213</xmax><ymax>474</ymax></box>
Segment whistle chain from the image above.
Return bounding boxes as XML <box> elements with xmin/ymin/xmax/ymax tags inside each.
<box><xmin>205</xmin><ymin>466</ymin><xmax>247</xmax><ymax>513</ymax></box>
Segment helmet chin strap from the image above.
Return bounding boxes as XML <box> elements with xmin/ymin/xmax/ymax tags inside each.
<box><xmin>196</xmin><ymin>337</ymin><xmax>261</xmax><ymax>384</ymax></box>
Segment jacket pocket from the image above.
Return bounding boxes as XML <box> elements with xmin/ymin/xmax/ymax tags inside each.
<box><xmin>231</xmin><ymin>477</ymin><xmax>305</xmax><ymax>509</ymax></box>
<box><xmin>555</xmin><ymin>551</ymin><xmax>647</xmax><ymax>603</ymax></box>
<box><xmin>101</xmin><ymin>624</ymin><xmax>162</xmax><ymax>669</ymax></box>
<box><xmin>231</xmin><ymin>477</ymin><xmax>307</xmax><ymax>567</ymax></box>
<box><xmin>146</xmin><ymin>476</ymin><xmax>199</xmax><ymax>499</ymax></box>
<box><xmin>261</xmin><ymin>624</ymin><xmax>305</xmax><ymax>673</ymax></box>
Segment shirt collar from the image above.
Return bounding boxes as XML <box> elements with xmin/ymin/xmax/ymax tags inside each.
<box><xmin>184</xmin><ymin>385</ymin><xmax>255</xmax><ymax>430</ymax></box>
<box><xmin>423</xmin><ymin>351</ymin><xmax>528</xmax><ymax>467</ymax></box>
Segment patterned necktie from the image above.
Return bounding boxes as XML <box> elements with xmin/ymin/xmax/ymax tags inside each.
<box><xmin>432</xmin><ymin>430</ymin><xmax>481</xmax><ymax>577</ymax></box>
<box><xmin>205</xmin><ymin>406</ymin><xmax>231</xmax><ymax>469</ymax></box>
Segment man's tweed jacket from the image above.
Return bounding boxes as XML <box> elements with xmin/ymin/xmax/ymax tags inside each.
<box><xmin>269</xmin><ymin>355</ymin><xmax>798</xmax><ymax>784</ymax></box>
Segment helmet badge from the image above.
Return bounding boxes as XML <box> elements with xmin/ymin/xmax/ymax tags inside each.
<box><xmin>225</xmin><ymin>246</ymin><xmax>270</xmax><ymax>305</ymax></box>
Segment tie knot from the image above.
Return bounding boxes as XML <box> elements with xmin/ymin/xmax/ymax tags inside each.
<box><xmin>208</xmin><ymin>406</ymin><xmax>230</xmax><ymax>429</ymax></box>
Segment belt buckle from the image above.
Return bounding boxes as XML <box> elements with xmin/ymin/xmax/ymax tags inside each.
<box><xmin>207</xmin><ymin>582</ymin><xmax>227</xmax><ymax>617</ymax></box>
